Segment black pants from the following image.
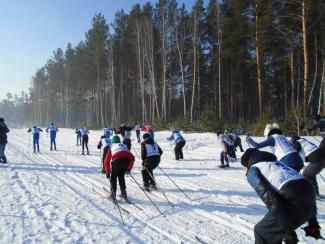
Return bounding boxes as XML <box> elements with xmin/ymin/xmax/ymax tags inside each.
<box><xmin>141</xmin><ymin>156</ymin><xmax>160</xmax><ymax>187</ymax></box>
<box><xmin>82</xmin><ymin>135</ymin><xmax>89</xmax><ymax>155</ymax></box>
<box><xmin>110</xmin><ymin>158</ymin><xmax>130</xmax><ymax>194</ymax></box>
<box><xmin>304</xmin><ymin>149</ymin><xmax>325</xmax><ymax>196</ymax></box>
<box><xmin>136</xmin><ymin>130</ymin><xmax>140</xmax><ymax>142</ymax></box>
<box><xmin>123</xmin><ymin>138</ymin><xmax>131</xmax><ymax>151</ymax></box>
<box><xmin>254</xmin><ymin>180</ymin><xmax>317</xmax><ymax>244</ymax></box>
<box><xmin>174</xmin><ymin>140</ymin><xmax>186</xmax><ymax>160</ymax></box>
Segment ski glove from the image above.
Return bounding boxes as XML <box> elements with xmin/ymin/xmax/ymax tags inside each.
<box><xmin>97</xmin><ymin>144</ymin><xmax>101</xmax><ymax>149</ymax></box>
<box><xmin>302</xmin><ymin>225</ymin><xmax>322</xmax><ymax>239</ymax></box>
<box><xmin>106</xmin><ymin>173</ymin><xmax>110</xmax><ymax>179</ymax></box>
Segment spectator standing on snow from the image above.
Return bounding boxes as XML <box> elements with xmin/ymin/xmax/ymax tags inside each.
<box><xmin>0</xmin><ymin>118</ymin><xmax>9</xmax><ymax>163</ymax></box>
<box><xmin>103</xmin><ymin>135</ymin><xmax>135</xmax><ymax>199</ymax></box>
<box><xmin>291</xmin><ymin>135</ymin><xmax>325</xmax><ymax>199</ymax></box>
<box><xmin>27</xmin><ymin>126</ymin><xmax>43</xmax><ymax>153</ymax></box>
<box><xmin>247</xmin><ymin>128</ymin><xmax>304</xmax><ymax>172</ymax></box>
<box><xmin>46</xmin><ymin>122</ymin><xmax>58</xmax><ymax>151</ymax></box>
<box><xmin>241</xmin><ymin>148</ymin><xmax>321</xmax><ymax>243</ymax></box>
<box><xmin>141</xmin><ymin>133</ymin><xmax>163</xmax><ymax>191</ymax></box>
<box><xmin>167</xmin><ymin>130</ymin><xmax>186</xmax><ymax>161</ymax></box>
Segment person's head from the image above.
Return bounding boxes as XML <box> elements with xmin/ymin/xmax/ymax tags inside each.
<box><xmin>217</xmin><ymin>131</ymin><xmax>223</xmax><ymax>137</ymax></box>
<box><xmin>111</xmin><ymin>135</ymin><xmax>121</xmax><ymax>144</ymax></box>
<box><xmin>241</xmin><ymin>148</ymin><xmax>258</xmax><ymax>169</ymax></box>
<box><xmin>104</xmin><ymin>125</ymin><xmax>107</xmax><ymax>128</ymax></box>
<box><xmin>315</xmin><ymin>114</ymin><xmax>322</xmax><ymax>122</ymax></box>
<box><xmin>267</xmin><ymin>128</ymin><xmax>283</xmax><ymax>137</ymax></box>
<box><xmin>290</xmin><ymin>134</ymin><xmax>301</xmax><ymax>144</ymax></box>
<box><xmin>50</xmin><ymin>122</ymin><xmax>54</xmax><ymax>125</ymax></box>
<box><xmin>142</xmin><ymin>133</ymin><xmax>150</xmax><ymax>141</ymax></box>
<box><xmin>0</xmin><ymin>118</ymin><xmax>4</xmax><ymax>123</ymax></box>
<box><xmin>33</xmin><ymin>125</ymin><xmax>37</xmax><ymax>128</ymax></box>
<box><xmin>173</xmin><ymin>130</ymin><xmax>179</xmax><ymax>133</ymax></box>
<box><xmin>272</xmin><ymin>123</ymin><xmax>280</xmax><ymax>129</ymax></box>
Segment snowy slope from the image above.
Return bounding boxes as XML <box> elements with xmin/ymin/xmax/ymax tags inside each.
<box><xmin>0</xmin><ymin>129</ymin><xmax>324</xmax><ymax>244</ymax></box>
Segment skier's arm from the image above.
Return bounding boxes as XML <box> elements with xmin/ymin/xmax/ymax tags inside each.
<box><xmin>127</xmin><ymin>153</ymin><xmax>135</xmax><ymax>172</ymax></box>
<box><xmin>141</xmin><ymin>144</ymin><xmax>147</xmax><ymax>161</ymax></box>
<box><xmin>39</xmin><ymin>128</ymin><xmax>43</xmax><ymax>132</ymax></box>
<box><xmin>46</xmin><ymin>127</ymin><xmax>49</xmax><ymax>133</ymax></box>
<box><xmin>103</xmin><ymin>150</ymin><xmax>112</xmax><ymax>174</ymax></box>
<box><xmin>3</xmin><ymin>124</ymin><xmax>9</xmax><ymax>133</ymax></box>
<box><xmin>158</xmin><ymin>145</ymin><xmax>163</xmax><ymax>156</ymax></box>
<box><xmin>97</xmin><ymin>140</ymin><xmax>102</xmax><ymax>149</ymax></box>
<box><xmin>292</xmin><ymin>141</ymin><xmax>302</xmax><ymax>152</ymax></box>
<box><xmin>247</xmin><ymin>136</ymin><xmax>275</xmax><ymax>149</ymax></box>
<box><xmin>27</xmin><ymin>128</ymin><xmax>31</xmax><ymax>132</ymax></box>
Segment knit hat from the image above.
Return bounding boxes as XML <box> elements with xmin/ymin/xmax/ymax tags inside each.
<box><xmin>111</xmin><ymin>135</ymin><xmax>121</xmax><ymax>144</ymax></box>
<box><xmin>263</xmin><ymin>124</ymin><xmax>272</xmax><ymax>137</ymax></box>
<box><xmin>142</xmin><ymin>133</ymin><xmax>150</xmax><ymax>141</ymax></box>
<box><xmin>241</xmin><ymin>148</ymin><xmax>258</xmax><ymax>167</ymax></box>
<box><xmin>0</xmin><ymin>118</ymin><xmax>4</xmax><ymax>123</ymax></box>
<box><xmin>272</xmin><ymin>123</ymin><xmax>280</xmax><ymax>129</ymax></box>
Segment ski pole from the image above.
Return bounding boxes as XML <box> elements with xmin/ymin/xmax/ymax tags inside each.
<box><xmin>131</xmin><ymin>144</ymin><xmax>141</xmax><ymax>160</ymax></box>
<box><xmin>319</xmin><ymin>173</ymin><xmax>325</xmax><ymax>183</ymax></box>
<box><xmin>108</xmin><ymin>180</ymin><xmax>125</xmax><ymax>226</ymax></box>
<box><xmin>157</xmin><ymin>166</ymin><xmax>192</xmax><ymax>201</ymax></box>
<box><xmin>144</xmin><ymin>167</ymin><xmax>174</xmax><ymax>207</ymax></box>
<box><xmin>129</xmin><ymin>173</ymin><xmax>165</xmax><ymax>216</ymax></box>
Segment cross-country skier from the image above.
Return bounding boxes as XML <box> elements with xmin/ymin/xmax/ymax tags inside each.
<box><xmin>141</xmin><ymin>133</ymin><xmax>163</xmax><ymax>191</ymax></box>
<box><xmin>246</xmin><ymin>128</ymin><xmax>304</xmax><ymax>172</ymax></box>
<box><xmin>308</xmin><ymin>114</ymin><xmax>325</xmax><ymax>140</ymax></box>
<box><xmin>46</xmin><ymin>122</ymin><xmax>58</xmax><ymax>151</ymax></box>
<box><xmin>0</xmin><ymin>118</ymin><xmax>9</xmax><ymax>163</ymax></box>
<box><xmin>134</xmin><ymin>123</ymin><xmax>141</xmax><ymax>143</ymax></box>
<box><xmin>103</xmin><ymin>126</ymin><xmax>113</xmax><ymax>139</ymax></box>
<box><xmin>27</xmin><ymin>126</ymin><xmax>43</xmax><ymax>153</ymax></box>
<box><xmin>241</xmin><ymin>148</ymin><xmax>321</xmax><ymax>243</ymax></box>
<box><xmin>167</xmin><ymin>130</ymin><xmax>186</xmax><ymax>160</ymax></box>
<box><xmin>103</xmin><ymin>135</ymin><xmax>135</xmax><ymax>199</ymax></box>
<box><xmin>217</xmin><ymin>132</ymin><xmax>236</xmax><ymax>168</ymax></box>
<box><xmin>227</xmin><ymin>131</ymin><xmax>244</xmax><ymax>152</ymax></box>
<box><xmin>75</xmin><ymin>128</ymin><xmax>82</xmax><ymax>146</ymax></box>
<box><xmin>77</xmin><ymin>128</ymin><xmax>89</xmax><ymax>155</ymax></box>
<box><xmin>116</xmin><ymin>124</ymin><xmax>133</xmax><ymax>151</ymax></box>
<box><xmin>142</xmin><ymin>125</ymin><xmax>154</xmax><ymax>141</ymax></box>
<box><xmin>97</xmin><ymin>135</ymin><xmax>111</xmax><ymax>172</ymax></box>
<box><xmin>291</xmin><ymin>135</ymin><xmax>325</xmax><ymax>199</ymax></box>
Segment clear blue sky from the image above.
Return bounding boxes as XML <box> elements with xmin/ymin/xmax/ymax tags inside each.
<box><xmin>0</xmin><ymin>0</ymin><xmax>208</xmax><ymax>100</ymax></box>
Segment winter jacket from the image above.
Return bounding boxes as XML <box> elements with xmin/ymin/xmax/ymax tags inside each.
<box><xmin>97</xmin><ymin>136</ymin><xmax>111</xmax><ymax>149</ymax></box>
<box><xmin>167</xmin><ymin>131</ymin><xmax>185</xmax><ymax>144</ymax></box>
<box><xmin>75</xmin><ymin>128</ymin><xmax>82</xmax><ymax>137</ymax></box>
<box><xmin>0</xmin><ymin>123</ymin><xmax>9</xmax><ymax>144</ymax></box>
<box><xmin>104</xmin><ymin>143</ymin><xmax>135</xmax><ymax>174</ymax></box>
<box><xmin>246</xmin><ymin>150</ymin><xmax>314</xmax><ymax>231</ymax></box>
<box><xmin>116</xmin><ymin>125</ymin><xmax>133</xmax><ymax>139</ymax></box>
<box><xmin>141</xmin><ymin>137</ymin><xmax>163</xmax><ymax>162</ymax></box>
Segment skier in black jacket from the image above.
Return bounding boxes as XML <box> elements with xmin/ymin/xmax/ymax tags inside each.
<box><xmin>0</xmin><ymin>118</ymin><xmax>9</xmax><ymax>163</ymax></box>
<box><xmin>116</xmin><ymin>124</ymin><xmax>133</xmax><ymax>150</ymax></box>
<box><xmin>141</xmin><ymin>133</ymin><xmax>163</xmax><ymax>191</ymax></box>
<box><xmin>241</xmin><ymin>148</ymin><xmax>321</xmax><ymax>243</ymax></box>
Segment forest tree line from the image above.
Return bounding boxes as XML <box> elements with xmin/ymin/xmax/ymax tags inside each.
<box><xmin>1</xmin><ymin>0</ymin><xmax>324</xmax><ymax>132</ymax></box>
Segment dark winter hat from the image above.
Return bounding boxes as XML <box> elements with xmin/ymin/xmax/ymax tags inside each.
<box><xmin>0</xmin><ymin>118</ymin><xmax>4</xmax><ymax>123</ymax></box>
<box><xmin>241</xmin><ymin>148</ymin><xmax>258</xmax><ymax>168</ymax></box>
<box><xmin>291</xmin><ymin>134</ymin><xmax>301</xmax><ymax>143</ymax></box>
<box><xmin>267</xmin><ymin>128</ymin><xmax>283</xmax><ymax>137</ymax></box>
<box><xmin>142</xmin><ymin>133</ymin><xmax>150</xmax><ymax>141</ymax></box>
<box><xmin>111</xmin><ymin>135</ymin><xmax>121</xmax><ymax>144</ymax></box>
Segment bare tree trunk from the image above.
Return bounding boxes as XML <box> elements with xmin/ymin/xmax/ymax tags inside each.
<box><xmin>302</xmin><ymin>0</ymin><xmax>309</xmax><ymax>120</ymax></box>
<box><xmin>319</xmin><ymin>61</ymin><xmax>325</xmax><ymax>114</ymax></box>
<box><xmin>255</xmin><ymin>0</ymin><xmax>263</xmax><ymax>118</ymax></box>
<box><xmin>290</xmin><ymin>44</ymin><xmax>296</xmax><ymax>108</ymax></box>
<box><xmin>160</xmin><ymin>6</ymin><xmax>167</xmax><ymax>120</ymax></box>
<box><xmin>308</xmin><ymin>33</ymin><xmax>318</xmax><ymax>108</ymax></box>
<box><xmin>190</xmin><ymin>10</ymin><xmax>197</xmax><ymax>124</ymax></box>
<box><xmin>217</xmin><ymin>2</ymin><xmax>222</xmax><ymax>119</ymax></box>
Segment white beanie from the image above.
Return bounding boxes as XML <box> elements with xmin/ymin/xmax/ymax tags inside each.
<box><xmin>272</xmin><ymin>123</ymin><xmax>280</xmax><ymax>129</ymax></box>
<box><xmin>264</xmin><ymin>124</ymin><xmax>272</xmax><ymax>137</ymax></box>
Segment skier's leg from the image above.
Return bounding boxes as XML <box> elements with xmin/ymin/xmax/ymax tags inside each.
<box><xmin>141</xmin><ymin>167</ymin><xmax>150</xmax><ymax>187</ymax></box>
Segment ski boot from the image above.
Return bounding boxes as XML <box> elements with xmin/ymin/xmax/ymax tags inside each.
<box><xmin>110</xmin><ymin>191</ymin><xmax>116</xmax><ymax>200</ymax></box>
<box><xmin>149</xmin><ymin>183</ymin><xmax>157</xmax><ymax>190</ymax></box>
<box><xmin>119</xmin><ymin>189</ymin><xmax>127</xmax><ymax>199</ymax></box>
<box><xmin>218</xmin><ymin>164</ymin><xmax>225</xmax><ymax>169</ymax></box>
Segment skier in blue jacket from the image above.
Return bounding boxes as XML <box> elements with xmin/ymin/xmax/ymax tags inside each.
<box><xmin>167</xmin><ymin>130</ymin><xmax>186</xmax><ymax>160</ymax></box>
<box><xmin>46</xmin><ymin>122</ymin><xmax>58</xmax><ymax>151</ymax></box>
<box><xmin>75</xmin><ymin>128</ymin><xmax>82</xmax><ymax>146</ymax></box>
<box><xmin>246</xmin><ymin>128</ymin><xmax>303</xmax><ymax>172</ymax></box>
<box><xmin>241</xmin><ymin>148</ymin><xmax>321</xmax><ymax>243</ymax></box>
<box><xmin>27</xmin><ymin>126</ymin><xmax>43</xmax><ymax>153</ymax></box>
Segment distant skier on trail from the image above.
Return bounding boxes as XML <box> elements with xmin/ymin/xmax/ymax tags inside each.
<box><xmin>142</xmin><ymin>125</ymin><xmax>154</xmax><ymax>141</ymax></box>
<box><xmin>46</xmin><ymin>122</ymin><xmax>58</xmax><ymax>151</ymax></box>
<box><xmin>241</xmin><ymin>148</ymin><xmax>321</xmax><ymax>243</ymax></box>
<box><xmin>217</xmin><ymin>132</ymin><xmax>236</xmax><ymax>168</ymax></box>
<box><xmin>167</xmin><ymin>130</ymin><xmax>186</xmax><ymax>160</ymax></box>
<box><xmin>141</xmin><ymin>133</ymin><xmax>163</xmax><ymax>191</ymax></box>
<box><xmin>116</xmin><ymin>124</ymin><xmax>133</xmax><ymax>151</ymax></box>
<box><xmin>75</xmin><ymin>128</ymin><xmax>82</xmax><ymax>146</ymax></box>
<box><xmin>97</xmin><ymin>135</ymin><xmax>111</xmax><ymax>172</ymax></box>
<box><xmin>134</xmin><ymin>122</ymin><xmax>141</xmax><ymax>143</ymax></box>
<box><xmin>27</xmin><ymin>126</ymin><xmax>43</xmax><ymax>153</ymax></box>
<box><xmin>77</xmin><ymin>128</ymin><xmax>89</xmax><ymax>155</ymax></box>
<box><xmin>227</xmin><ymin>131</ymin><xmax>244</xmax><ymax>153</ymax></box>
<box><xmin>0</xmin><ymin>118</ymin><xmax>9</xmax><ymax>163</ymax></box>
<box><xmin>246</xmin><ymin>127</ymin><xmax>304</xmax><ymax>172</ymax></box>
<box><xmin>103</xmin><ymin>135</ymin><xmax>135</xmax><ymax>199</ymax></box>
<box><xmin>103</xmin><ymin>125</ymin><xmax>113</xmax><ymax>139</ymax></box>
<box><xmin>290</xmin><ymin>135</ymin><xmax>325</xmax><ymax>199</ymax></box>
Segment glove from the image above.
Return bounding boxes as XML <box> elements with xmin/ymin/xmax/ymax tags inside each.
<box><xmin>106</xmin><ymin>173</ymin><xmax>110</xmax><ymax>179</ymax></box>
<box><xmin>302</xmin><ymin>224</ymin><xmax>322</xmax><ymax>239</ymax></box>
<box><xmin>126</xmin><ymin>170</ymin><xmax>130</xmax><ymax>175</ymax></box>
<box><xmin>223</xmin><ymin>152</ymin><xmax>228</xmax><ymax>157</ymax></box>
<box><xmin>97</xmin><ymin>145</ymin><xmax>101</xmax><ymax>149</ymax></box>
<box><xmin>283</xmin><ymin>230</ymin><xmax>298</xmax><ymax>244</ymax></box>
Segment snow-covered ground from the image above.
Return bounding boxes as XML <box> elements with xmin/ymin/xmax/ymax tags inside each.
<box><xmin>1</xmin><ymin>129</ymin><xmax>324</xmax><ymax>244</ymax></box>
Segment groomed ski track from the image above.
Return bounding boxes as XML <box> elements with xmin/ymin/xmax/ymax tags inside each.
<box><xmin>0</xmin><ymin>129</ymin><xmax>324</xmax><ymax>243</ymax></box>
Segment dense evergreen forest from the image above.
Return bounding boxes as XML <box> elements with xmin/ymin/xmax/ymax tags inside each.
<box><xmin>1</xmin><ymin>0</ymin><xmax>324</xmax><ymax>132</ymax></box>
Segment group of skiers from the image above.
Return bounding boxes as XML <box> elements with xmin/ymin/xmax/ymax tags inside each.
<box><xmin>241</xmin><ymin>116</ymin><xmax>325</xmax><ymax>243</ymax></box>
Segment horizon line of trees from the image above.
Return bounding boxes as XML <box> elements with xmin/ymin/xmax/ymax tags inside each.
<box><xmin>1</xmin><ymin>0</ymin><xmax>324</xmax><ymax>132</ymax></box>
